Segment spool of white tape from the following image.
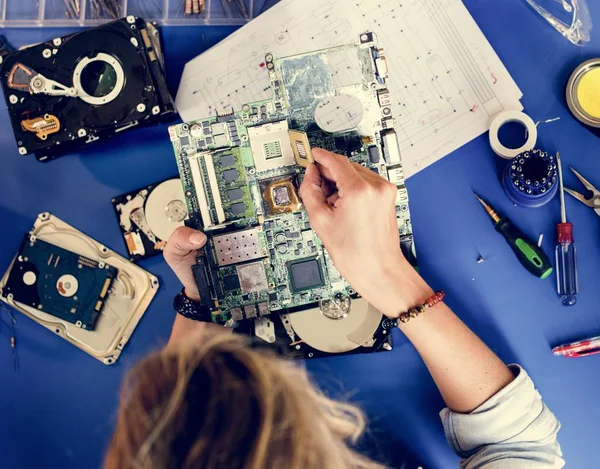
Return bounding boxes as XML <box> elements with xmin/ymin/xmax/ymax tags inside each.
<box><xmin>489</xmin><ymin>111</ymin><xmax>537</xmax><ymax>160</ymax></box>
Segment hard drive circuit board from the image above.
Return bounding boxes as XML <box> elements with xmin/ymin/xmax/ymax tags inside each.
<box><xmin>170</xmin><ymin>33</ymin><xmax>414</xmax><ymax>323</ymax></box>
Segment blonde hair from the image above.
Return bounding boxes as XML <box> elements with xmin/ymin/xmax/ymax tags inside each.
<box><xmin>105</xmin><ymin>333</ymin><xmax>386</xmax><ymax>469</ymax></box>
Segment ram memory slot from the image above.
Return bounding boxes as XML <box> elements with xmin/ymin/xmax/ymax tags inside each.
<box><xmin>203</xmin><ymin>152</ymin><xmax>226</xmax><ymax>224</ymax></box>
<box><xmin>188</xmin><ymin>153</ymin><xmax>214</xmax><ymax>229</ymax></box>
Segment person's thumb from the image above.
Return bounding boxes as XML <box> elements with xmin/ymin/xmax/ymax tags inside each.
<box><xmin>299</xmin><ymin>163</ymin><xmax>331</xmax><ymax>222</ymax></box>
<box><xmin>164</xmin><ymin>226</ymin><xmax>207</xmax><ymax>261</ymax></box>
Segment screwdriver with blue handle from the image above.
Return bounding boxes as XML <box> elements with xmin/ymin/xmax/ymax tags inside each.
<box><xmin>474</xmin><ymin>193</ymin><xmax>553</xmax><ymax>279</ymax></box>
<box><xmin>555</xmin><ymin>152</ymin><xmax>578</xmax><ymax>306</ymax></box>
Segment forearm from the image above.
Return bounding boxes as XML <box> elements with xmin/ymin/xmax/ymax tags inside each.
<box><xmin>167</xmin><ymin>314</ymin><xmax>230</xmax><ymax>349</ymax></box>
<box><xmin>385</xmin><ymin>268</ymin><xmax>514</xmax><ymax>413</ymax></box>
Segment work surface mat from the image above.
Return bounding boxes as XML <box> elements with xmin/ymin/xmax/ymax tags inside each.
<box><xmin>1</xmin><ymin>1</ymin><xmax>600</xmax><ymax>468</ymax></box>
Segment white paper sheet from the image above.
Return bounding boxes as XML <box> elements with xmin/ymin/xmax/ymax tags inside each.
<box><xmin>176</xmin><ymin>0</ymin><xmax>523</xmax><ymax>178</ymax></box>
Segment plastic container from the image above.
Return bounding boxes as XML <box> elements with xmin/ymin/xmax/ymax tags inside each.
<box><xmin>524</xmin><ymin>0</ymin><xmax>592</xmax><ymax>45</ymax></box>
<box><xmin>0</xmin><ymin>0</ymin><xmax>279</xmax><ymax>27</ymax></box>
<box><xmin>502</xmin><ymin>149</ymin><xmax>558</xmax><ymax>208</ymax></box>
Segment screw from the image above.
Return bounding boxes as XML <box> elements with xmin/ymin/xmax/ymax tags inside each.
<box><xmin>9</xmin><ymin>95</ymin><xmax>17</xmax><ymax>104</ymax></box>
<box><xmin>382</xmin><ymin>343</ymin><xmax>392</xmax><ymax>351</ymax></box>
<box><xmin>32</xmin><ymin>77</ymin><xmax>44</xmax><ymax>89</ymax></box>
<box><xmin>152</xmin><ymin>105</ymin><xmax>160</xmax><ymax>115</ymax></box>
<box><xmin>42</xmin><ymin>49</ymin><xmax>52</xmax><ymax>58</ymax></box>
<box><xmin>295</xmin><ymin>345</ymin><xmax>301</xmax><ymax>350</ymax></box>
<box><xmin>136</xmin><ymin>103</ymin><xmax>146</xmax><ymax>113</ymax></box>
<box><xmin>18</xmin><ymin>147</ymin><xmax>27</xmax><ymax>155</ymax></box>
<box><xmin>130</xmin><ymin>38</ymin><xmax>139</xmax><ymax>48</ymax></box>
<box><xmin>78</xmin><ymin>129</ymin><xmax>86</xmax><ymax>137</ymax></box>
<box><xmin>53</xmin><ymin>38</ymin><xmax>62</xmax><ymax>46</ymax></box>
<box><xmin>127</xmin><ymin>15</ymin><xmax>135</xmax><ymax>23</ymax></box>
<box><xmin>308</xmin><ymin>352</ymin><xmax>314</xmax><ymax>358</ymax></box>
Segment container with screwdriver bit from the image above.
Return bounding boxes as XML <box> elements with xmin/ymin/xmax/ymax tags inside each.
<box><xmin>502</xmin><ymin>149</ymin><xmax>558</xmax><ymax>208</ymax></box>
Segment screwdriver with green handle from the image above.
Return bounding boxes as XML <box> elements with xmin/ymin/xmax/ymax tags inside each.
<box><xmin>474</xmin><ymin>194</ymin><xmax>553</xmax><ymax>279</ymax></box>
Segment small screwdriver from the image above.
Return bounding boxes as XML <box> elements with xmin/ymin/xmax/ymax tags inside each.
<box><xmin>474</xmin><ymin>194</ymin><xmax>553</xmax><ymax>278</ymax></box>
<box><xmin>555</xmin><ymin>152</ymin><xmax>578</xmax><ymax>306</ymax></box>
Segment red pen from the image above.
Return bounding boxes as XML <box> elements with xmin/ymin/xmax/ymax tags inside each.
<box><xmin>553</xmin><ymin>335</ymin><xmax>600</xmax><ymax>358</ymax></box>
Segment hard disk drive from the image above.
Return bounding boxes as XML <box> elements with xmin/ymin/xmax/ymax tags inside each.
<box><xmin>0</xmin><ymin>213</ymin><xmax>159</xmax><ymax>365</ymax></box>
<box><xmin>3</xmin><ymin>235</ymin><xmax>117</xmax><ymax>330</ymax></box>
<box><xmin>112</xmin><ymin>178</ymin><xmax>188</xmax><ymax>261</ymax></box>
<box><xmin>0</xmin><ymin>17</ymin><xmax>175</xmax><ymax>162</ymax></box>
<box><xmin>241</xmin><ymin>298</ymin><xmax>397</xmax><ymax>359</ymax></box>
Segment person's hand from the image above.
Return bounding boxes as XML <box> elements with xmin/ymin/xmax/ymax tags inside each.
<box><xmin>299</xmin><ymin>148</ymin><xmax>431</xmax><ymax>317</ymax></box>
<box><xmin>163</xmin><ymin>226</ymin><xmax>207</xmax><ymax>301</ymax></box>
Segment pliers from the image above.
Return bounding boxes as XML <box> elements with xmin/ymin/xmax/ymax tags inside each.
<box><xmin>564</xmin><ymin>168</ymin><xmax>600</xmax><ymax>218</ymax></box>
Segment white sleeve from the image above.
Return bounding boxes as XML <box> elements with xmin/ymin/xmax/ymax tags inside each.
<box><xmin>440</xmin><ymin>365</ymin><xmax>564</xmax><ymax>469</ymax></box>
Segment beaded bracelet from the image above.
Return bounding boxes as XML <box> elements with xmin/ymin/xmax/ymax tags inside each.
<box><xmin>397</xmin><ymin>291</ymin><xmax>445</xmax><ymax>324</ymax></box>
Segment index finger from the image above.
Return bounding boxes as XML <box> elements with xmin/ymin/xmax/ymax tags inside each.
<box><xmin>312</xmin><ymin>148</ymin><xmax>360</xmax><ymax>188</ymax></box>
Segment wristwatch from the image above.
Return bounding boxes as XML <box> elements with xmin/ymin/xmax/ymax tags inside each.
<box><xmin>173</xmin><ymin>288</ymin><xmax>213</xmax><ymax>322</ymax></box>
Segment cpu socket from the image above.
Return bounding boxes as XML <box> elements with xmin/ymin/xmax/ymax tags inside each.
<box><xmin>259</xmin><ymin>175</ymin><xmax>302</xmax><ymax>217</ymax></box>
<box><xmin>248</xmin><ymin>120</ymin><xmax>295</xmax><ymax>172</ymax></box>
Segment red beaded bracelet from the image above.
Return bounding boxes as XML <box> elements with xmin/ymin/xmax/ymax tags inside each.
<box><xmin>398</xmin><ymin>290</ymin><xmax>445</xmax><ymax>323</ymax></box>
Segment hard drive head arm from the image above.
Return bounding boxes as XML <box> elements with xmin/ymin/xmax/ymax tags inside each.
<box><xmin>8</xmin><ymin>63</ymin><xmax>77</xmax><ymax>97</ymax></box>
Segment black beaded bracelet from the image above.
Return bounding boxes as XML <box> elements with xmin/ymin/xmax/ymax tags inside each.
<box><xmin>173</xmin><ymin>288</ymin><xmax>213</xmax><ymax>323</ymax></box>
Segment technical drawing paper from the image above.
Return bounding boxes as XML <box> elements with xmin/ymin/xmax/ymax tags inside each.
<box><xmin>176</xmin><ymin>0</ymin><xmax>523</xmax><ymax>178</ymax></box>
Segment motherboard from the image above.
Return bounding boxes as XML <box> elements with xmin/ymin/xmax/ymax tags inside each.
<box><xmin>170</xmin><ymin>32</ymin><xmax>414</xmax><ymax>325</ymax></box>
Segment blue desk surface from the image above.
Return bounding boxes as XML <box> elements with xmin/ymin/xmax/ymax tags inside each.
<box><xmin>1</xmin><ymin>1</ymin><xmax>599</xmax><ymax>468</ymax></box>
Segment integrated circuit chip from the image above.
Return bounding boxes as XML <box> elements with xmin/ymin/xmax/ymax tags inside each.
<box><xmin>222</xmin><ymin>274</ymin><xmax>241</xmax><ymax>291</ymax></box>
<box><xmin>227</xmin><ymin>188</ymin><xmax>244</xmax><ymax>200</ymax></box>
<box><xmin>230</xmin><ymin>202</ymin><xmax>246</xmax><ymax>216</ymax></box>
<box><xmin>214</xmin><ymin>134</ymin><xmax>228</xmax><ymax>147</ymax></box>
<box><xmin>222</xmin><ymin>169</ymin><xmax>239</xmax><ymax>182</ymax></box>
<box><xmin>259</xmin><ymin>175</ymin><xmax>302</xmax><ymax>217</ymax></box>
<box><xmin>219</xmin><ymin>154</ymin><xmax>236</xmax><ymax>167</ymax></box>
<box><xmin>273</xmin><ymin>186</ymin><xmax>291</xmax><ymax>205</ymax></box>
<box><xmin>236</xmin><ymin>261</ymin><xmax>269</xmax><ymax>294</ymax></box>
<box><xmin>288</xmin><ymin>129</ymin><xmax>313</xmax><ymax>167</ymax></box>
<box><xmin>287</xmin><ymin>258</ymin><xmax>324</xmax><ymax>292</ymax></box>
<box><xmin>211</xmin><ymin>123</ymin><xmax>226</xmax><ymax>135</ymax></box>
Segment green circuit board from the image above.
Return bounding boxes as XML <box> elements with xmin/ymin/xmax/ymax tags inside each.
<box><xmin>169</xmin><ymin>32</ymin><xmax>414</xmax><ymax>323</ymax></box>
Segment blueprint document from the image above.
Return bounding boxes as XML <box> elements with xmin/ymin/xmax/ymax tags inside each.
<box><xmin>176</xmin><ymin>0</ymin><xmax>523</xmax><ymax>178</ymax></box>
